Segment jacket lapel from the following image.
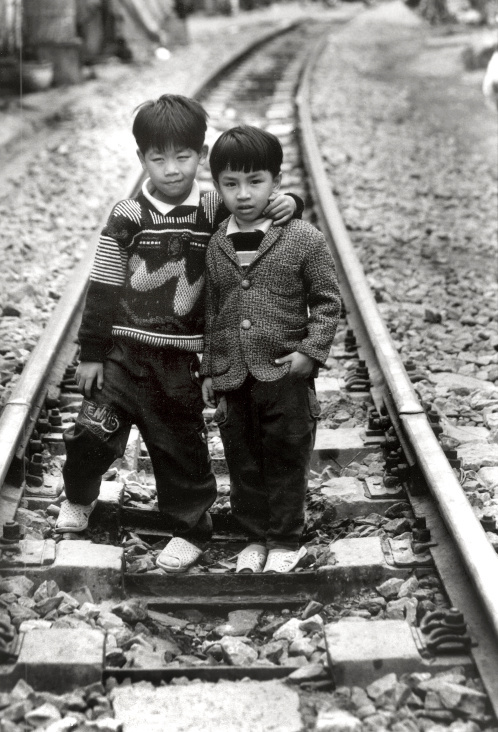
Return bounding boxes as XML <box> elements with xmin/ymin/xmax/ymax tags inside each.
<box><xmin>214</xmin><ymin>220</ymin><xmax>284</xmax><ymax>269</ymax></box>
<box><xmin>216</xmin><ymin>220</ymin><xmax>240</xmax><ymax>267</ymax></box>
<box><xmin>248</xmin><ymin>225</ymin><xmax>283</xmax><ymax>268</ymax></box>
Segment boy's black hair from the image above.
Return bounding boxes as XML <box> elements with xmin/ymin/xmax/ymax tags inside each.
<box><xmin>132</xmin><ymin>94</ymin><xmax>208</xmax><ymax>154</ymax></box>
<box><xmin>209</xmin><ymin>125</ymin><xmax>282</xmax><ymax>181</ymax></box>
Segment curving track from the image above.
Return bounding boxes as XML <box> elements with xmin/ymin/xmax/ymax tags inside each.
<box><xmin>0</xmin><ymin>13</ymin><xmax>497</xmax><ymax>728</ymax></box>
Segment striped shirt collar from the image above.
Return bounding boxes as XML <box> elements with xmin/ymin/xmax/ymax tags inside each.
<box><xmin>142</xmin><ymin>178</ymin><xmax>200</xmax><ymax>215</ymax></box>
<box><xmin>226</xmin><ymin>215</ymin><xmax>273</xmax><ymax>236</ymax></box>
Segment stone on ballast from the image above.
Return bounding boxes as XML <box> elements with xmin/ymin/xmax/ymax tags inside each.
<box><xmin>383</xmin><ymin>518</ymin><xmax>412</xmax><ymax>535</ymax></box>
<box><xmin>289</xmin><ymin>637</ymin><xmax>316</xmax><ymax>658</ymax></box>
<box><xmin>300</xmin><ymin>614</ymin><xmax>324</xmax><ymax>633</ymax></box>
<box><xmin>112</xmin><ymin>680</ymin><xmax>302</xmax><ymax>732</ymax></box>
<box><xmin>314</xmin><ymin>708</ymin><xmax>362</xmax><ymax>732</ymax></box>
<box><xmin>386</xmin><ymin>598</ymin><xmax>418</xmax><ymax>624</ymax></box>
<box><xmin>417</xmin><ymin>679</ymin><xmax>487</xmax><ymax>716</ymax></box>
<box><xmin>478</xmin><ymin>466</ymin><xmax>498</xmax><ymax>491</ymax></box>
<box><xmin>302</xmin><ymin>601</ymin><xmax>324</xmax><ymax>619</ymax></box>
<box><xmin>443</xmin><ymin>421</ymin><xmax>490</xmax><ymax>444</ymax></box>
<box><xmin>366</xmin><ymin>672</ymin><xmax>398</xmax><ymax>700</ymax></box>
<box><xmin>33</xmin><ymin>579</ymin><xmax>59</xmax><ymax>602</ymax></box>
<box><xmin>259</xmin><ymin>640</ymin><xmax>286</xmax><ymax>663</ymax></box>
<box><xmin>398</xmin><ymin>576</ymin><xmax>419</xmax><ymax>597</ymax></box>
<box><xmin>146</xmin><ymin>610</ymin><xmax>190</xmax><ymax>629</ymax></box>
<box><xmin>273</xmin><ymin>617</ymin><xmax>305</xmax><ymax>642</ymax></box>
<box><xmin>126</xmin><ymin>645</ymin><xmax>166</xmax><ymax>669</ymax></box>
<box><xmin>36</xmin><ymin>595</ymin><xmax>63</xmax><ymax>617</ymax></box>
<box><xmin>97</xmin><ymin>611</ymin><xmax>125</xmax><ymax>631</ymax></box>
<box><xmin>24</xmin><ymin>702</ymin><xmax>61</xmax><ymax>726</ymax></box>
<box><xmin>111</xmin><ymin>599</ymin><xmax>147</xmax><ymax>624</ymax></box>
<box><xmin>448</xmin><ymin>722</ymin><xmax>480</xmax><ymax>732</ymax></box>
<box><xmin>291</xmin><ymin>654</ymin><xmax>311</xmax><ymax>667</ymax></box>
<box><xmin>320</xmin><ymin>478</ymin><xmax>370</xmax><ymax>520</ymax></box>
<box><xmin>215</xmin><ymin>609</ymin><xmax>261</xmax><ymax>637</ymax></box>
<box><xmin>458</xmin><ymin>442</ymin><xmax>498</xmax><ymax>470</ymax></box>
<box><xmin>350</xmin><ymin>687</ymin><xmax>376</xmax><ymax>718</ymax></box>
<box><xmin>430</xmin><ymin>373</ymin><xmax>496</xmax><ymax>394</ymax></box>
<box><xmin>358</xmin><ymin>596</ymin><xmax>386</xmax><ymax>614</ymax></box>
<box><xmin>376</xmin><ymin>577</ymin><xmax>405</xmax><ymax>599</ymax></box>
<box><xmin>2</xmin><ymin>699</ymin><xmax>33</xmax><ymax>722</ymax></box>
<box><xmin>219</xmin><ymin>636</ymin><xmax>258</xmax><ymax>665</ymax></box>
<box><xmin>0</xmin><ymin>576</ymin><xmax>34</xmax><ymax>597</ymax></box>
<box><xmin>9</xmin><ymin>604</ymin><xmax>39</xmax><ymax>627</ymax></box>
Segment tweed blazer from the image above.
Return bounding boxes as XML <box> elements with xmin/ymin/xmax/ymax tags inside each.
<box><xmin>200</xmin><ymin>217</ymin><xmax>341</xmax><ymax>391</ymax></box>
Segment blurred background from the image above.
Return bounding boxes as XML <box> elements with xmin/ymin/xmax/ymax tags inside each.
<box><xmin>0</xmin><ymin>0</ymin><xmax>496</xmax><ymax>94</ymax></box>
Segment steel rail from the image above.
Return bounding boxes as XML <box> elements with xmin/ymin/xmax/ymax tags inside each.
<box><xmin>0</xmin><ymin>18</ymin><xmax>304</xmax><ymax>492</ymax></box>
<box><xmin>296</xmin><ymin>33</ymin><xmax>498</xmax><ymax>666</ymax></box>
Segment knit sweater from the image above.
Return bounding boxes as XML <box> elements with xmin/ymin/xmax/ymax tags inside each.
<box><xmin>79</xmin><ymin>186</ymin><xmax>303</xmax><ymax>362</ymax></box>
<box><xmin>78</xmin><ymin>188</ymin><xmax>231</xmax><ymax>361</ymax></box>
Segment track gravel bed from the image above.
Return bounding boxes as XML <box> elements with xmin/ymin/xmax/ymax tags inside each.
<box><xmin>310</xmin><ymin>2</ymin><xmax>498</xmax><ymax>529</ymax></box>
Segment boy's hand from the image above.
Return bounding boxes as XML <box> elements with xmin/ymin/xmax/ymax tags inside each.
<box><xmin>76</xmin><ymin>361</ymin><xmax>104</xmax><ymax>397</ymax></box>
<box><xmin>202</xmin><ymin>377</ymin><xmax>216</xmax><ymax>408</ymax></box>
<box><xmin>263</xmin><ymin>194</ymin><xmax>296</xmax><ymax>226</ymax></box>
<box><xmin>275</xmin><ymin>352</ymin><xmax>316</xmax><ymax>379</ymax></box>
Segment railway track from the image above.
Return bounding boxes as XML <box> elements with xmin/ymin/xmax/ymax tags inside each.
<box><xmin>1</xmin><ymin>14</ymin><xmax>497</xmax><ymax>730</ymax></box>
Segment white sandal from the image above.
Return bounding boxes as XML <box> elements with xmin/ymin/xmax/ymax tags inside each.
<box><xmin>263</xmin><ymin>546</ymin><xmax>307</xmax><ymax>574</ymax></box>
<box><xmin>236</xmin><ymin>543</ymin><xmax>268</xmax><ymax>573</ymax></box>
<box><xmin>55</xmin><ymin>499</ymin><xmax>98</xmax><ymax>533</ymax></box>
<box><xmin>156</xmin><ymin>537</ymin><xmax>203</xmax><ymax>573</ymax></box>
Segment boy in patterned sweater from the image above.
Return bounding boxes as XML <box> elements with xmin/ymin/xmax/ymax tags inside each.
<box><xmin>201</xmin><ymin>126</ymin><xmax>341</xmax><ymax>573</ymax></box>
<box><xmin>57</xmin><ymin>95</ymin><xmax>302</xmax><ymax>573</ymax></box>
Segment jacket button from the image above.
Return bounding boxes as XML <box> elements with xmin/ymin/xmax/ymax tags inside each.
<box><xmin>241</xmin><ymin>319</ymin><xmax>251</xmax><ymax>330</ymax></box>
<box><xmin>241</xmin><ymin>279</ymin><xmax>250</xmax><ymax>289</ymax></box>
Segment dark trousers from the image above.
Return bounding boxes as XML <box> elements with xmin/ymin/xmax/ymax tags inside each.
<box><xmin>216</xmin><ymin>374</ymin><xmax>320</xmax><ymax>550</ymax></box>
<box><xmin>63</xmin><ymin>340</ymin><xmax>217</xmax><ymax>542</ymax></box>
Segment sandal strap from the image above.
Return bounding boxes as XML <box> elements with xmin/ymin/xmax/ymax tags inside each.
<box><xmin>264</xmin><ymin>546</ymin><xmax>307</xmax><ymax>573</ymax></box>
<box><xmin>156</xmin><ymin>537</ymin><xmax>202</xmax><ymax>570</ymax></box>
<box><xmin>56</xmin><ymin>499</ymin><xmax>97</xmax><ymax>530</ymax></box>
<box><xmin>236</xmin><ymin>543</ymin><xmax>267</xmax><ymax>573</ymax></box>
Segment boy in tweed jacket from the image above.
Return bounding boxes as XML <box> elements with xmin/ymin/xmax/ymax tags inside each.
<box><xmin>201</xmin><ymin>126</ymin><xmax>341</xmax><ymax>573</ymax></box>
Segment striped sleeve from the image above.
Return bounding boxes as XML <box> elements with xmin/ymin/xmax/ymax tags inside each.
<box><xmin>90</xmin><ymin>199</ymin><xmax>141</xmax><ymax>285</ymax></box>
<box><xmin>90</xmin><ymin>233</ymin><xmax>129</xmax><ymax>286</ymax></box>
<box><xmin>78</xmin><ymin>200</ymin><xmax>141</xmax><ymax>361</ymax></box>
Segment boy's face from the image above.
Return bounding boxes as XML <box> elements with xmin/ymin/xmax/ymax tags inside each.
<box><xmin>138</xmin><ymin>145</ymin><xmax>208</xmax><ymax>205</ymax></box>
<box><xmin>214</xmin><ymin>168</ymin><xmax>281</xmax><ymax>224</ymax></box>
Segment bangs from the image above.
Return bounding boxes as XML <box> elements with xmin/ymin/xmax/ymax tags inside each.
<box><xmin>210</xmin><ymin>126</ymin><xmax>282</xmax><ymax>180</ymax></box>
<box><xmin>133</xmin><ymin>95</ymin><xmax>207</xmax><ymax>154</ymax></box>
